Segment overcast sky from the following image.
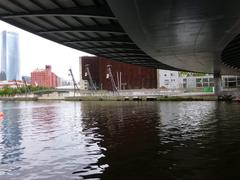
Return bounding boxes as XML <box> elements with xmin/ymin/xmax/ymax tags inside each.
<box><xmin>0</xmin><ymin>20</ymin><xmax>93</xmax><ymax>81</ymax></box>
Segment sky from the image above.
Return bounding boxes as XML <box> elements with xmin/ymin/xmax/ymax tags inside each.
<box><xmin>0</xmin><ymin>20</ymin><xmax>93</xmax><ymax>81</ymax></box>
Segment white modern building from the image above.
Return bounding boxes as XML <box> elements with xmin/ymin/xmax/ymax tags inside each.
<box><xmin>158</xmin><ymin>70</ymin><xmax>240</xmax><ymax>90</ymax></box>
<box><xmin>0</xmin><ymin>31</ymin><xmax>20</xmax><ymax>81</ymax></box>
<box><xmin>179</xmin><ymin>75</ymin><xmax>214</xmax><ymax>89</ymax></box>
<box><xmin>222</xmin><ymin>76</ymin><xmax>240</xmax><ymax>88</ymax></box>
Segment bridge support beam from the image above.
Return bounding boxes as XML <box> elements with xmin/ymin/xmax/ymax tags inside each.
<box><xmin>214</xmin><ymin>72</ymin><xmax>222</xmax><ymax>96</ymax></box>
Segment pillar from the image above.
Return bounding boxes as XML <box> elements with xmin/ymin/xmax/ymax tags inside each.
<box><xmin>214</xmin><ymin>73</ymin><xmax>222</xmax><ymax>96</ymax></box>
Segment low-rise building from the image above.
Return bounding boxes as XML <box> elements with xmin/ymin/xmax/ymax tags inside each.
<box><xmin>223</xmin><ymin>76</ymin><xmax>240</xmax><ymax>88</ymax></box>
<box><xmin>179</xmin><ymin>75</ymin><xmax>214</xmax><ymax>89</ymax></box>
<box><xmin>158</xmin><ymin>70</ymin><xmax>240</xmax><ymax>90</ymax></box>
<box><xmin>0</xmin><ymin>80</ymin><xmax>24</xmax><ymax>88</ymax></box>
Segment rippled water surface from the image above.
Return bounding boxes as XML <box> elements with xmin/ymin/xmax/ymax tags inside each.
<box><xmin>0</xmin><ymin>101</ymin><xmax>240</xmax><ymax>179</ymax></box>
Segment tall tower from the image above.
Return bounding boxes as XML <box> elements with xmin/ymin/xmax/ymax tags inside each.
<box><xmin>0</xmin><ymin>31</ymin><xmax>7</xmax><ymax>80</ymax></box>
<box><xmin>0</xmin><ymin>31</ymin><xmax>20</xmax><ymax>81</ymax></box>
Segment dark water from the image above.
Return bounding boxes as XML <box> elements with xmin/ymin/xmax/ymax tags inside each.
<box><xmin>0</xmin><ymin>101</ymin><xmax>240</xmax><ymax>180</ymax></box>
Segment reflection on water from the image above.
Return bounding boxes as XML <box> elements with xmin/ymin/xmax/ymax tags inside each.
<box><xmin>0</xmin><ymin>102</ymin><xmax>23</xmax><ymax>170</ymax></box>
<box><xmin>0</xmin><ymin>101</ymin><xmax>240</xmax><ymax>179</ymax></box>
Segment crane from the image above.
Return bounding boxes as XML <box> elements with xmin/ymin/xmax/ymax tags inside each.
<box><xmin>85</xmin><ymin>64</ymin><xmax>96</xmax><ymax>91</ymax></box>
<box><xmin>106</xmin><ymin>65</ymin><xmax>118</xmax><ymax>92</ymax></box>
<box><xmin>69</xmin><ymin>68</ymin><xmax>80</xmax><ymax>96</ymax></box>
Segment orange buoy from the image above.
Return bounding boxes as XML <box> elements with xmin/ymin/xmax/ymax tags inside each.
<box><xmin>0</xmin><ymin>112</ymin><xmax>4</xmax><ymax>118</ymax></box>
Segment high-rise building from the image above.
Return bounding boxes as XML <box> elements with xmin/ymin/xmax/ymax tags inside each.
<box><xmin>0</xmin><ymin>31</ymin><xmax>20</xmax><ymax>81</ymax></box>
<box><xmin>31</xmin><ymin>65</ymin><xmax>58</xmax><ymax>88</ymax></box>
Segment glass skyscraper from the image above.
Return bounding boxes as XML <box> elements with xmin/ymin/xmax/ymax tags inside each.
<box><xmin>0</xmin><ymin>31</ymin><xmax>20</xmax><ymax>81</ymax></box>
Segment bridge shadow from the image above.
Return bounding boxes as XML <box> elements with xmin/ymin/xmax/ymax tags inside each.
<box><xmin>74</xmin><ymin>101</ymin><xmax>240</xmax><ymax>180</ymax></box>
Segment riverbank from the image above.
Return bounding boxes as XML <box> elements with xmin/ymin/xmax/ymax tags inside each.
<box><xmin>65</xmin><ymin>94</ymin><xmax>217</xmax><ymax>101</ymax></box>
<box><xmin>2</xmin><ymin>88</ymin><xmax>240</xmax><ymax>102</ymax></box>
<box><xmin>0</xmin><ymin>94</ymin><xmax>217</xmax><ymax>101</ymax></box>
<box><xmin>0</xmin><ymin>96</ymin><xmax>38</xmax><ymax>101</ymax></box>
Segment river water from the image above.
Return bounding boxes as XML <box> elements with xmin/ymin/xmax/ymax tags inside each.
<box><xmin>0</xmin><ymin>101</ymin><xmax>240</xmax><ymax>180</ymax></box>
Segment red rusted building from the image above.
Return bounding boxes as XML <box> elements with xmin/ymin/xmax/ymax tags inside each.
<box><xmin>81</xmin><ymin>56</ymin><xmax>157</xmax><ymax>90</ymax></box>
<box><xmin>31</xmin><ymin>65</ymin><xmax>58</xmax><ymax>88</ymax></box>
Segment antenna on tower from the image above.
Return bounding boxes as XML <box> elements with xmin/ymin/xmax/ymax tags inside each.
<box><xmin>68</xmin><ymin>68</ymin><xmax>80</xmax><ymax>96</ymax></box>
<box><xmin>85</xmin><ymin>64</ymin><xmax>96</xmax><ymax>91</ymax></box>
<box><xmin>106</xmin><ymin>65</ymin><xmax>118</xmax><ymax>93</ymax></box>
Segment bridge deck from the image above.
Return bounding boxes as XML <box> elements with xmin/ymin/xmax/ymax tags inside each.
<box><xmin>0</xmin><ymin>0</ymin><xmax>179</xmax><ymax>70</ymax></box>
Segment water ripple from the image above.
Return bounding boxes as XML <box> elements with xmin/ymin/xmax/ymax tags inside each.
<box><xmin>0</xmin><ymin>101</ymin><xmax>240</xmax><ymax>179</ymax></box>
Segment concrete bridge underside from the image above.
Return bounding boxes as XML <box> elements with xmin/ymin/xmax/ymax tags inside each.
<box><xmin>0</xmin><ymin>0</ymin><xmax>240</xmax><ymax>75</ymax></box>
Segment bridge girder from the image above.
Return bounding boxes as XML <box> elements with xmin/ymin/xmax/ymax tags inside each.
<box><xmin>0</xmin><ymin>0</ymin><xmax>180</xmax><ymax>71</ymax></box>
<box><xmin>37</xmin><ymin>24</ymin><xmax>125</xmax><ymax>35</ymax></box>
<box><xmin>0</xmin><ymin>6</ymin><xmax>116</xmax><ymax>19</ymax></box>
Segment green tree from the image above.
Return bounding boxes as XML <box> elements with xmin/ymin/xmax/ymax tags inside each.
<box><xmin>179</xmin><ymin>71</ymin><xmax>207</xmax><ymax>77</ymax></box>
<box><xmin>0</xmin><ymin>85</ymin><xmax>55</xmax><ymax>96</ymax></box>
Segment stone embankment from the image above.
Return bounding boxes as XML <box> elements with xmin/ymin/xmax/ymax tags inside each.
<box><xmin>0</xmin><ymin>92</ymin><xmax>217</xmax><ymax>101</ymax></box>
<box><xmin>2</xmin><ymin>89</ymin><xmax>238</xmax><ymax>101</ymax></box>
<box><xmin>0</xmin><ymin>96</ymin><xmax>38</xmax><ymax>101</ymax></box>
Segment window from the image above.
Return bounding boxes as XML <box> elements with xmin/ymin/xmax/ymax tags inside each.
<box><xmin>203</xmin><ymin>83</ymin><xmax>209</xmax><ymax>87</ymax></box>
<box><xmin>164</xmin><ymin>79</ymin><xmax>169</xmax><ymax>85</ymax></box>
<box><xmin>228</xmin><ymin>77</ymin><xmax>236</xmax><ymax>82</ymax></box>
<box><xmin>196</xmin><ymin>83</ymin><xmax>202</xmax><ymax>87</ymax></box>
<box><xmin>210</xmin><ymin>82</ymin><xmax>214</xmax><ymax>87</ymax></box>
<box><xmin>203</xmin><ymin>78</ymin><xmax>208</xmax><ymax>83</ymax></box>
<box><xmin>196</xmin><ymin>78</ymin><xmax>202</xmax><ymax>83</ymax></box>
<box><xmin>209</xmin><ymin>78</ymin><xmax>214</xmax><ymax>83</ymax></box>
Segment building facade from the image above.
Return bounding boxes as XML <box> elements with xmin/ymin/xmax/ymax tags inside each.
<box><xmin>179</xmin><ymin>75</ymin><xmax>240</xmax><ymax>89</ymax></box>
<box><xmin>158</xmin><ymin>70</ymin><xmax>240</xmax><ymax>90</ymax></box>
<box><xmin>222</xmin><ymin>76</ymin><xmax>240</xmax><ymax>88</ymax></box>
<box><xmin>31</xmin><ymin>65</ymin><xmax>58</xmax><ymax>88</ymax></box>
<box><xmin>179</xmin><ymin>76</ymin><xmax>214</xmax><ymax>89</ymax></box>
<box><xmin>0</xmin><ymin>31</ymin><xmax>20</xmax><ymax>81</ymax></box>
<box><xmin>81</xmin><ymin>56</ymin><xmax>157</xmax><ymax>90</ymax></box>
<box><xmin>158</xmin><ymin>70</ymin><xmax>180</xmax><ymax>89</ymax></box>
